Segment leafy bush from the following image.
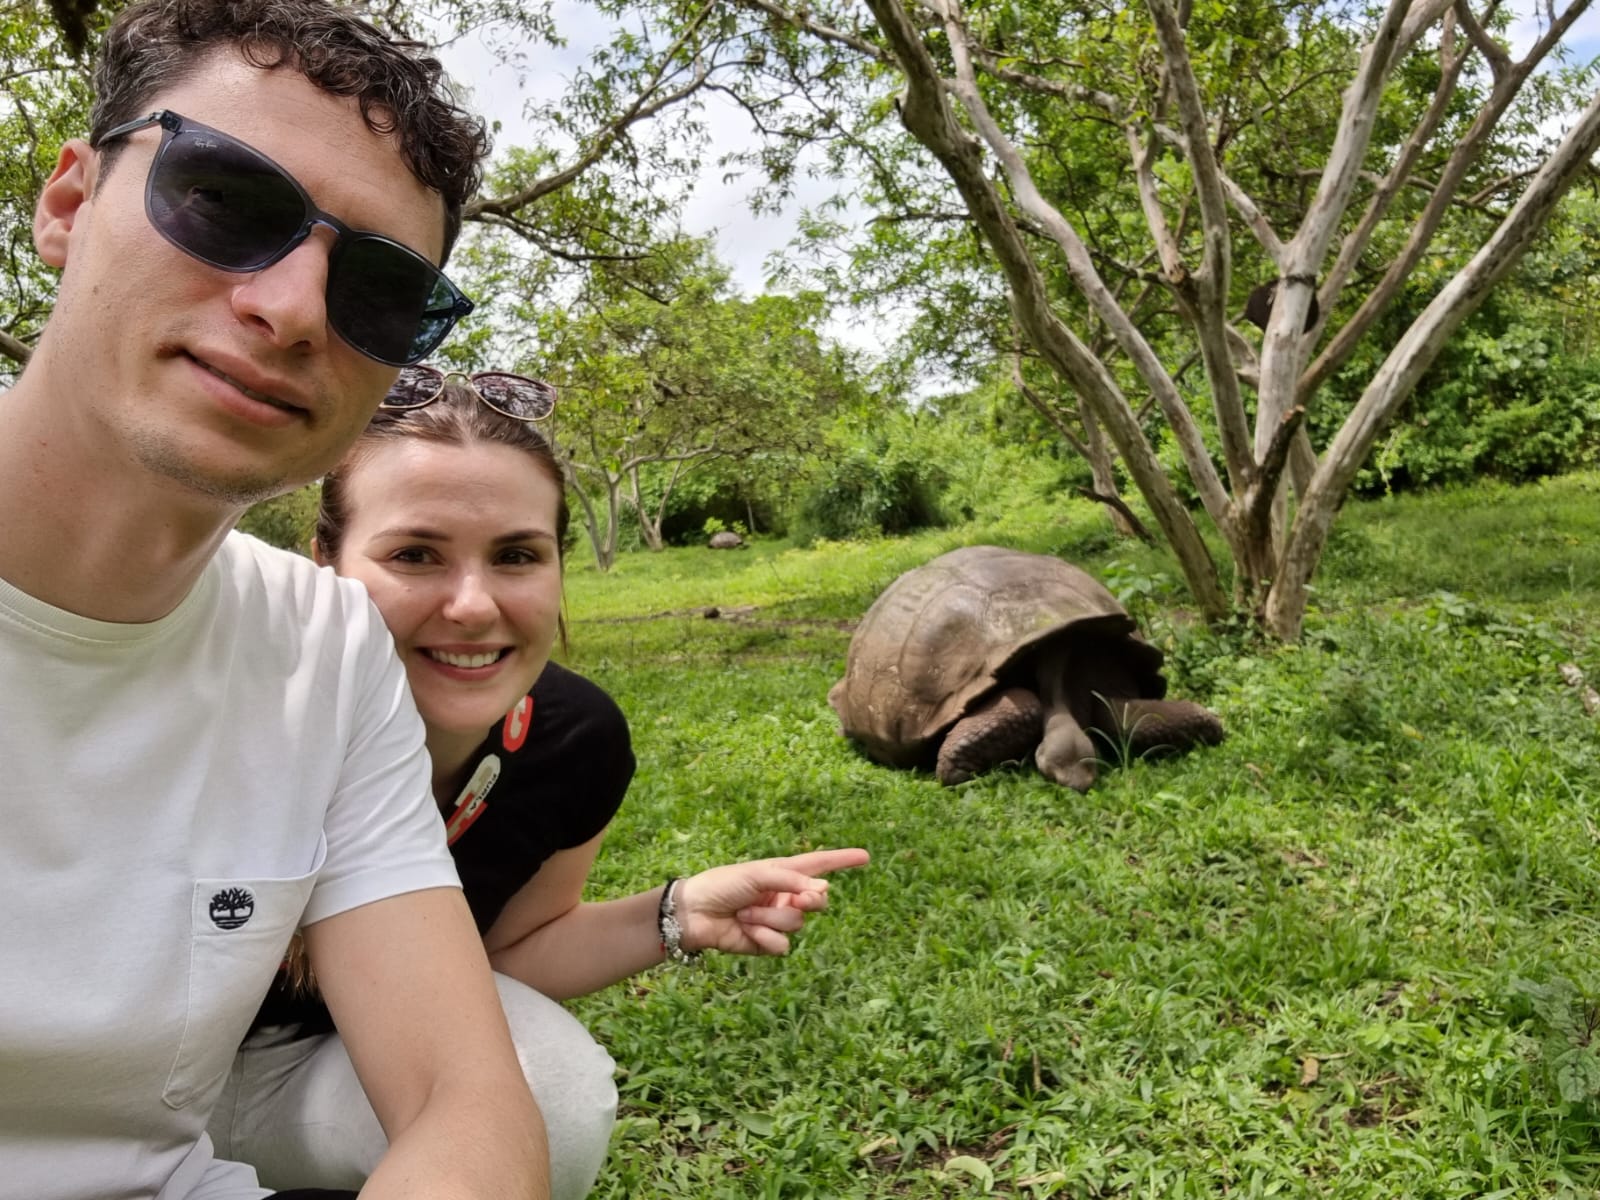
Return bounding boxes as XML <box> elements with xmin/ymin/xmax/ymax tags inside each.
<box><xmin>237</xmin><ymin>483</ymin><xmax>320</xmax><ymax>554</ymax></box>
<box><xmin>652</xmin><ymin>457</ymin><xmax>790</xmax><ymax>544</ymax></box>
<box><xmin>1513</xmin><ymin>976</ymin><xmax>1600</xmax><ymax>1107</ymax></box>
<box><xmin>1361</xmin><ymin>325</ymin><xmax>1600</xmax><ymax>491</ymax></box>
<box><xmin>789</xmin><ymin>442</ymin><xmax>947</xmax><ymax>545</ymax></box>
<box><xmin>1313</xmin><ymin>220</ymin><xmax>1600</xmax><ymax>496</ymax></box>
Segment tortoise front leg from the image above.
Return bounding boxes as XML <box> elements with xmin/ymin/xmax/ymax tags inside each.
<box><xmin>936</xmin><ymin>687</ymin><xmax>1043</xmax><ymax>785</ymax></box>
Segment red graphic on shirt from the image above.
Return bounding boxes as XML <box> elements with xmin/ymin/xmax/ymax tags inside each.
<box><xmin>502</xmin><ymin>695</ymin><xmax>534</xmax><ymax>752</ymax></box>
<box><xmin>446</xmin><ymin>789</ymin><xmax>487</xmax><ymax>846</ymax></box>
<box><xmin>447</xmin><ymin>754</ymin><xmax>501</xmax><ymax>846</ymax></box>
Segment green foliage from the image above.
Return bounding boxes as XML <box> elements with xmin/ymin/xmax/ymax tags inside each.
<box><xmin>503</xmin><ymin>236</ymin><xmax>871</xmax><ymax>565</ymax></box>
<box><xmin>1317</xmin><ymin>194</ymin><xmax>1600</xmax><ymax>496</ymax></box>
<box><xmin>0</xmin><ymin>0</ymin><xmax>103</xmax><ymax>377</ymax></box>
<box><xmin>1344</xmin><ymin>324</ymin><xmax>1600</xmax><ymax>493</ymax></box>
<box><xmin>555</xmin><ymin>470</ymin><xmax>1600</xmax><ymax>1197</ymax></box>
<box><xmin>236</xmin><ymin>483</ymin><xmax>320</xmax><ymax>554</ymax></box>
<box><xmin>1513</xmin><ymin>977</ymin><xmax>1600</xmax><ymax>1107</ymax></box>
<box><xmin>789</xmin><ymin>417</ymin><xmax>948</xmax><ymax>545</ymax></box>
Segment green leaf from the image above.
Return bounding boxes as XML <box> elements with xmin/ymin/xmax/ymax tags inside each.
<box><xmin>943</xmin><ymin>1155</ymin><xmax>995</xmax><ymax>1189</ymax></box>
<box><xmin>737</xmin><ymin>1112</ymin><xmax>776</xmax><ymax>1136</ymax></box>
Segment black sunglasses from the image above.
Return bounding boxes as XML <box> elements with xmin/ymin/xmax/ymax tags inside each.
<box><xmin>381</xmin><ymin>365</ymin><xmax>557</xmax><ymax>422</ymax></box>
<box><xmin>95</xmin><ymin>110</ymin><xmax>473</xmax><ymax>366</ymax></box>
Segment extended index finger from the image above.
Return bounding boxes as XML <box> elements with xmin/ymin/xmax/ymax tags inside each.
<box><xmin>777</xmin><ymin>847</ymin><xmax>871</xmax><ymax>877</ymax></box>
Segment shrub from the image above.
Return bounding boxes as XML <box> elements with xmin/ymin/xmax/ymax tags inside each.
<box><xmin>237</xmin><ymin>483</ymin><xmax>320</xmax><ymax>554</ymax></box>
<box><xmin>789</xmin><ymin>443</ymin><xmax>947</xmax><ymax>545</ymax></box>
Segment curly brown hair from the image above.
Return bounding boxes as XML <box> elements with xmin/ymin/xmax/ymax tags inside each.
<box><xmin>89</xmin><ymin>0</ymin><xmax>489</xmax><ymax>260</ymax></box>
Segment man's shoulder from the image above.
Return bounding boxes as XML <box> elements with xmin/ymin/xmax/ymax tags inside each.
<box><xmin>218</xmin><ymin>530</ymin><xmax>370</xmax><ymax>615</ymax></box>
<box><xmin>215</xmin><ymin>531</ymin><xmax>389</xmax><ymax>669</ymax></box>
<box><xmin>218</xmin><ymin>528</ymin><xmax>329</xmax><ymax>586</ymax></box>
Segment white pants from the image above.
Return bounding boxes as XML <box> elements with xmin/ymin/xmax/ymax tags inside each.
<box><xmin>207</xmin><ymin>974</ymin><xmax>618</xmax><ymax>1200</ymax></box>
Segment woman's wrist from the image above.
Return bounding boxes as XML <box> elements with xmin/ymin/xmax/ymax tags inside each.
<box><xmin>656</xmin><ymin>877</ymin><xmax>702</xmax><ymax>964</ymax></box>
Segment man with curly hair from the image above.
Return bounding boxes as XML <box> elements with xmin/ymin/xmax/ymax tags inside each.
<box><xmin>0</xmin><ymin>3</ymin><xmax>550</xmax><ymax>1197</ymax></box>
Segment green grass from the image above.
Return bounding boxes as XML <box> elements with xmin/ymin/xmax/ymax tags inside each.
<box><xmin>559</xmin><ymin>472</ymin><xmax>1600</xmax><ymax>1198</ymax></box>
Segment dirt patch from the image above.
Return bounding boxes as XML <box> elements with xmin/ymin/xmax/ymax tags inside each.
<box><xmin>584</xmin><ymin>603</ymin><xmax>857</xmax><ymax>632</ymax></box>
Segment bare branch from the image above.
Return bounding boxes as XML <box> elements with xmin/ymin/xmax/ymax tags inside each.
<box><xmin>1225</xmin><ymin>325</ymin><xmax>1261</xmax><ymax>391</ymax></box>
<box><xmin>936</xmin><ymin>0</ymin><xmax>1236</xmax><ymax>524</ymax></box>
<box><xmin>466</xmin><ymin>6</ymin><xmax>732</xmax><ymax>220</ymax></box>
<box><xmin>1315</xmin><ymin>8</ymin><xmax>1468</xmax><ymax>319</ymax></box>
<box><xmin>1221</xmin><ymin>176</ymin><xmax>1286</xmax><ymax>263</ymax></box>
<box><xmin>1256</xmin><ymin>0</ymin><xmax>1415</xmax><ymax>468</ymax></box>
<box><xmin>1075</xmin><ymin>487</ymin><xmax>1157</xmax><ymax>543</ymax></box>
<box><xmin>1145</xmin><ymin>0</ymin><xmax>1230</xmax><ymax>283</ymax></box>
<box><xmin>1272</xmin><ymin>81</ymin><xmax>1600</xmax><ymax>638</ymax></box>
<box><xmin>0</xmin><ymin>330</ymin><xmax>32</xmax><ymax>367</ymax></box>
<box><xmin>1011</xmin><ymin>354</ymin><xmax>1090</xmax><ymax>459</ymax></box>
<box><xmin>617</xmin><ymin>445</ymin><xmax>724</xmax><ymax>473</ymax></box>
<box><xmin>866</xmin><ymin>209</ymin><xmax>979</xmax><ymax>226</ymax></box>
<box><xmin>1465</xmin><ymin>167</ymin><xmax>1542</xmax><ymax>206</ymax></box>
<box><xmin>729</xmin><ymin>0</ymin><xmax>892</xmax><ymax>62</ymax></box>
<box><xmin>1251</xmin><ymin>406</ymin><xmax>1307</xmax><ymax>531</ymax></box>
<box><xmin>1124</xmin><ymin>125</ymin><xmax>1185</xmax><ymax>284</ymax></box>
<box><xmin>1399</xmin><ymin>0</ymin><xmax>1459</xmax><ymax>51</ymax></box>
<box><xmin>966</xmin><ymin>47</ymin><xmax>1125</xmax><ymax>115</ymax></box>
<box><xmin>1147</xmin><ymin>0</ymin><xmax>1254</xmax><ymax>489</ymax></box>
<box><xmin>1454</xmin><ymin>0</ymin><xmax>1511</xmax><ymax>78</ymax></box>
<box><xmin>1294</xmin><ymin>0</ymin><xmax>1413</xmax><ymax>273</ymax></box>
<box><xmin>470</xmin><ymin>212</ymin><xmax>650</xmax><ymax>266</ymax></box>
<box><xmin>1300</xmin><ymin>0</ymin><xmax>1594</xmax><ymax>401</ymax></box>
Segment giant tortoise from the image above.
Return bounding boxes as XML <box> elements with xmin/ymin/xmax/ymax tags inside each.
<box><xmin>828</xmin><ymin>545</ymin><xmax>1223</xmax><ymax>790</ymax></box>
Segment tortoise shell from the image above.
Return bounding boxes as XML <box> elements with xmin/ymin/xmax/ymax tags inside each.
<box><xmin>828</xmin><ymin>545</ymin><xmax>1165</xmax><ymax>767</ymax></box>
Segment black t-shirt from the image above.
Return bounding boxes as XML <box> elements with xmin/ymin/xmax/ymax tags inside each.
<box><xmin>253</xmin><ymin>661</ymin><xmax>635</xmax><ymax>1032</ymax></box>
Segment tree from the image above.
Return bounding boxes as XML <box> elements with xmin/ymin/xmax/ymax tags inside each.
<box><xmin>521</xmin><ymin>237</ymin><xmax>861</xmax><ymax>567</ymax></box>
<box><xmin>0</xmin><ymin>0</ymin><xmax>766</xmax><ymax>372</ymax></box>
<box><xmin>701</xmin><ymin>0</ymin><xmax>1600</xmax><ymax>638</ymax></box>
<box><xmin>0</xmin><ymin>0</ymin><xmax>99</xmax><ymax>378</ymax></box>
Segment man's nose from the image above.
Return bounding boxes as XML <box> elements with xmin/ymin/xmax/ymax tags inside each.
<box><xmin>229</xmin><ymin>227</ymin><xmax>334</xmax><ymax>352</ymax></box>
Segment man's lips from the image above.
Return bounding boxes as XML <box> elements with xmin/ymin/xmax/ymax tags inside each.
<box><xmin>186</xmin><ymin>353</ymin><xmax>308</xmax><ymax>416</ymax></box>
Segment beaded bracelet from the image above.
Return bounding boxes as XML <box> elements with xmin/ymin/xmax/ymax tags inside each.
<box><xmin>657</xmin><ymin>877</ymin><xmax>703</xmax><ymax>966</ymax></box>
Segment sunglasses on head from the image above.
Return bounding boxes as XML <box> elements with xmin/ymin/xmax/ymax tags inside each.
<box><xmin>381</xmin><ymin>364</ymin><xmax>558</xmax><ymax>422</ymax></box>
<box><xmin>95</xmin><ymin>110</ymin><xmax>473</xmax><ymax>366</ymax></box>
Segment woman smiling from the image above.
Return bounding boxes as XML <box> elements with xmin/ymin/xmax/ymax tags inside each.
<box><xmin>207</xmin><ymin>368</ymin><xmax>868</xmax><ymax>1200</ymax></box>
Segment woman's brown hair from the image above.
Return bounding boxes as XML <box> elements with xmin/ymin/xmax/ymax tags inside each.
<box><xmin>317</xmin><ymin>379</ymin><xmax>570</xmax><ymax>565</ymax></box>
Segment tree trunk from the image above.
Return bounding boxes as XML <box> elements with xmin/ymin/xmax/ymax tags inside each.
<box><xmin>1079</xmin><ymin>401</ymin><xmax>1142</xmax><ymax>541</ymax></box>
<box><xmin>599</xmin><ymin>478</ymin><xmax>622</xmax><ymax>571</ymax></box>
<box><xmin>625</xmin><ymin>463</ymin><xmax>666</xmax><ymax>551</ymax></box>
<box><xmin>1265</xmin><ymin>83</ymin><xmax>1600</xmax><ymax>640</ymax></box>
<box><xmin>565</xmin><ymin>465</ymin><xmax>616</xmax><ymax>572</ymax></box>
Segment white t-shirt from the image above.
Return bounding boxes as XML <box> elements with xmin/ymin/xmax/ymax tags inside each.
<box><xmin>0</xmin><ymin>532</ymin><xmax>460</xmax><ymax>1200</ymax></box>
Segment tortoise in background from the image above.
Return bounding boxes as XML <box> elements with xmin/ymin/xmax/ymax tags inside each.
<box><xmin>828</xmin><ymin>545</ymin><xmax>1224</xmax><ymax>790</ymax></box>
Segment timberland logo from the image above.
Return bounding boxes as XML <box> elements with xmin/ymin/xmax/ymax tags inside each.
<box><xmin>209</xmin><ymin>887</ymin><xmax>255</xmax><ymax>930</ymax></box>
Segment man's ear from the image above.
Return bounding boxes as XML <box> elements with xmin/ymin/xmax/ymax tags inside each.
<box><xmin>34</xmin><ymin>140</ymin><xmax>97</xmax><ymax>269</ymax></box>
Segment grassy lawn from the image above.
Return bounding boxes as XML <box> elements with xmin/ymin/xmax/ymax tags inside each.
<box><xmin>559</xmin><ymin>472</ymin><xmax>1600</xmax><ymax>1198</ymax></box>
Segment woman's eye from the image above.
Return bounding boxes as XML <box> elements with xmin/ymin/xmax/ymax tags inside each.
<box><xmin>499</xmin><ymin>547</ymin><xmax>544</xmax><ymax>566</ymax></box>
<box><xmin>389</xmin><ymin>547</ymin><xmax>434</xmax><ymax>565</ymax></box>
